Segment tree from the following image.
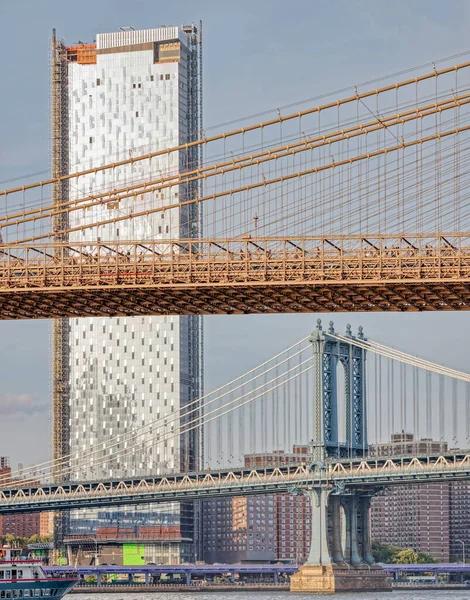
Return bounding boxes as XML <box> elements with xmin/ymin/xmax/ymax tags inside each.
<box><xmin>393</xmin><ymin>548</ymin><xmax>419</xmax><ymax>564</ymax></box>
<box><xmin>372</xmin><ymin>541</ymin><xmax>402</xmax><ymax>563</ymax></box>
<box><xmin>4</xmin><ymin>534</ymin><xmax>27</xmax><ymax>548</ymax></box>
<box><xmin>416</xmin><ymin>551</ymin><xmax>437</xmax><ymax>564</ymax></box>
<box><xmin>28</xmin><ymin>535</ymin><xmax>41</xmax><ymax>544</ymax></box>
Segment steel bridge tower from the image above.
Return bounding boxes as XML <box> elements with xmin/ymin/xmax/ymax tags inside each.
<box><xmin>311</xmin><ymin>319</ymin><xmax>367</xmax><ymax>461</ymax></box>
<box><xmin>291</xmin><ymin>320</ymin><xmax>391</xmax><ymax>593</ymax></box>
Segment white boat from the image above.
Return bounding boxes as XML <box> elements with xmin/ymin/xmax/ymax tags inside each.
<box><xmin>0</xmin><ymin>547</ymin><xmax>78</xmax><ymax>598</ymax></box>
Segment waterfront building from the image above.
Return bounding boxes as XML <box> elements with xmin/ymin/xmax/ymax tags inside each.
<box><xmin>0</xmin><ymin>513</ymin><xmax>43</xmax><ymax>540</ymax></box>
<box><xmin>0</xmin><ymin>458</ymin><xmax>53</xmax><ymax>540</ymax></box>
<box><xmin>449</xmin><ymin>480</ymin><xmax>470</xmax><ymax>562</ymax></box>
<box><xmin>51</xmin><ymin>25</ymin><xmax>202</xmax><ymax>562</ymax></box>
<box><xmin>370</xmin><ymin>434</ymin><xmax>450</xmax><ymax>562</ymax></box>
<box><xmin>203</xmin><ymin>446</ymin><xmax>311</xmax><ymax>564</ymax></box>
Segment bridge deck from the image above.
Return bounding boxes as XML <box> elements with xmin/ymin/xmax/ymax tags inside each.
<box><xmin>1</xmin><ymin>452</ymin><xmax>470</xmax><ymax>514</ymax></box>
<box><xmin>2</xmin><ymin>235</ymin><xmax>470</xmax><ymax>318</ymax></box>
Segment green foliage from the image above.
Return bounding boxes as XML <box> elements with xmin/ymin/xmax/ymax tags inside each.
<box><xmin>372</xmin><ymin>541</ymin><xmax>437</xmax><ymax>564</ymax></box>
<box><xmin>27</xmin><ymin>534</ymin><xmax>41</xmax><ymax>544</ymax></box>
<box><xmin>372</xmin><ymin>541</ymin><xmax>402</xmax><ymax>563</ymax></box>
<box><xmin>0</xmin><ymin>534</ymin><xmax>53</xmax><ymax>547</ymax></box>
<box><xmin>27</xmin><ymin>534</ymin><xmax>53</xmax><ymax>544</ymax></box>
<box><xmin>2</xmin><ymin>534</ymin><xmax>27</xmax><ymax>547</ymax></box>
<box><xmin>393</xmin><ymin>548</ymin><xmax>419</xmax><ymax>564</ymax></box>
<box><xmin>416</xmin><ymin>551</ymin><xmax>437</xmax><ymax>564</ymax></box>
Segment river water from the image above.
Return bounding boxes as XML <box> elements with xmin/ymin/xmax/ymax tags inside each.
<box><xmin>71</xmin><ymin>591</ymin><xmax>470</xmax><ymax>599</ymax></box>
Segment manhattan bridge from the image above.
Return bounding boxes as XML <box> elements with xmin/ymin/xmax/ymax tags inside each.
<box><xmin>2</xmin><ymin>54</ymin><xmax>470</xmax><ymax>591</ymax></box>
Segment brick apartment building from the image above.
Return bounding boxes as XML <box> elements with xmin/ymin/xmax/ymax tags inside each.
<box><xmin>204</xmin><ymin>437</ymin><xmax>470</xmax><ymax>565</ymax></box>
<box><xmin>0</xmin><ymin>457</ymin><xmax>53</xmax><ymax>540</ymax></box>
<box><xmin>203</xmin><ymin>446</ymin><xmax>311</xmax><ymax>564</ymax></box>
<box><xmin>370</xmin><ymin>434</ymin><xmax>467</xmax><ymax>563</ymax></box>
<box><xmin>371</xmin><ymin>482</ymin><xmax>451</xmax><ymax>562</ymax></box>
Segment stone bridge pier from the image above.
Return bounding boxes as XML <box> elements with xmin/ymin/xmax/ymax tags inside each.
<box><xmin>290</xmin><ymin>486</ymin><xmax>392</xmax><ymax>593</ymax></box>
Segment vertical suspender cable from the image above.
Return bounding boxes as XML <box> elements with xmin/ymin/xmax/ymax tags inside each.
<box><xmin>413</xmin><ymin>366</ymin><xmax>418</xmax><ymax>443</ymax></box>
<box><xmin>306</xmin><ymin>354</ymin><xmax>311</xmax><ymax>445</ymax></box>
<box><xmin>283</xmin><ymin>365</ymin><xmax>287</xmax><ymax>451</ymax></box>
<box><xmin>452</xmin><ymin>378</ymin><xmax>458</xmax><ymax>445</ymax></box>
<box><xmin>390</xmin><ymin>359</ymin><xmax>395</xmax><ymax>439</ymax></box>
<box><xmin>374</xmin><ymin>353</ymin><xmax>378</xmax><ymax>444</ymax></box>
<box><xmin>287</xmin><ymin>356</ymin><xmax>291</xmax><ymax>451</ymax></box>
<box><xmin>466</xmin><ymin>383</ymin><xmax>470</xmax><ymax>444</ymax></box>
<box><xmin>262</xmin><ymin>369</ymin><xmax>267</xmax><ymax>453</ymax></box>
<box><xmin>217</xmin><ymin>393</ymin><xmax>222</xmax><ymax>468</ymax></box>
<box><xmin>294</xmin><ymin>355</ymin><xmax>300</xmax><ymax>445</ymax></box>
<box><xmin>439</xmin><ymin>374</ymin><xmax>445</xmax><ymax>441</ymax></box>
<box><xmin>250</xmin><ymin>377</ymin><xmax>255</xmax><ymax>454</ymax></box>
<box><xmin>273</xmin><ymin>369</ymin><xmax>278</xmax><ymax>451</ymax></box>
<box><xmin>228</xmin><ymin>392</ymin><xmax>233</xmax><ymax>465</ymax></box>
<box><xmin>378</xmin><ymin>354</ymin><xmax>382</xmax><ymax>443</ymax></box>
<box><xmin>299</xmin><ymin>350</ymin><xmax>304</xmax><ymax>444</ymax></box>
<box><xmin>400</xmin><ymin>362</ymin><xmax>404</xmax><ymax>433</ymax></box>
<box><xmin>426</xmin><ymin>371</ymin><xmax>432</xmax><ymax>439</ymax></box>
<box><xmin>239</xmin><ymin>390</ymin><xmax>244</xmax><ymax>465</ymax></box>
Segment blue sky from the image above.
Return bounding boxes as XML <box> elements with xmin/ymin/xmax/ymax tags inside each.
<box><xmin>1</xmin><ymin>0</ymin><xmax>470</xmax><ymax>466</ymax></box>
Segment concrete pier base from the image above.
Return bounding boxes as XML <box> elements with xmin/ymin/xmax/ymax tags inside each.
<box><xmin>290</xmin><ymin>564</ymin><xmax>392</xmax><ymax>593</ymax></box>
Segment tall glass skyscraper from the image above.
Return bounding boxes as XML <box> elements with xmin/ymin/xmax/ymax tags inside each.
<box><xmin>51</xmin><ymin>25</ymin><xmax>203</xmax><ymax>563</ymax></box>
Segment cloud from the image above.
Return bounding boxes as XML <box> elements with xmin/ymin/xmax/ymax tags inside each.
<box><xmin>0</xmin><ymin>394</ymin><xmax>47</xmax><ymax>418</ymax></box>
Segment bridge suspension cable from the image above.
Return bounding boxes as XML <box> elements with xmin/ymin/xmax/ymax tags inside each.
<box><xmin>4</xmin><ymin>119</ymin><xmax>470</xmax><ymax>247</ymax></box>
<box><xmin>331</xmin><ymin>333</ymin><xmax>470</xmax><ymax>382</ymax></box>
<box><xmin>2</xmin><ymin>60</ymin><xmax>470</xmax><ymax>251</ymax></box>
<box><xmin>2</xmin><ymin>91</ymin><xmax>468</xmax><ymax>241</ymax></box>
<box><xmin>1</xmin><ymin>336</ymin><xmax>311</xmax><ymax>487</ymax></box>
<box><xmin>3</xmin><ymin>59</ymin><xmax>469</xmax><ymax>199</ymax></box>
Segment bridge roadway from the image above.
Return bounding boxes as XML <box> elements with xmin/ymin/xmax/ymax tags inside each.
<box><xmin>1</xmin><ymin>452</ymin><xmax>470</xmax><ymax>514</ymax></box>
<box><xmin>45</xmin><ymin>564</ymin><xmax>298</xmax><ymax>583</ymax></box>
<box><xmin>2</xmin><ymin>234</ymin><xmax>470</xmax><ymax>319</ymax></box>
<box><xmin>44</xmin><ymin>563</ymin><xmax>470</xmax><ymax>578</ymax></box>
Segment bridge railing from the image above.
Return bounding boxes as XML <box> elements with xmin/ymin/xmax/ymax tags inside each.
<box><xmin>2</xmin><ymin>454</ymin><xmax>470</xmax><ymax>510</ymax></box>
<box><xmin>2</xmin><ymin>234</ymin><xmax>470</xmax><ymax>289</ymax></box>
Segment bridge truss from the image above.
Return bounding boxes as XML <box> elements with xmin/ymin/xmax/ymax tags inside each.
<box><xmin>2</xmin><ymin>234</ymin><xmax>470</xmax><ymax>318</ymax></box>
<box><xmin>1</xmin><ymin>452</ymin><xmax>470</xmax><ymax>514</ymax></box>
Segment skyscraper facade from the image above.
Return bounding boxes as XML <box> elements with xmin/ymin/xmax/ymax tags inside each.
<box><xmin>52</xmin><ymin>25</ymin><xmax>202</xmax><ymax>562</ymax></box>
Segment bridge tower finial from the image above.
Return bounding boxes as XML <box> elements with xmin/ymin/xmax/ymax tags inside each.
<box><xmin>328</xmin><ymin>321</ymin><xmax>335</xmax><ymax>334</ymax></box>
<box><xmin>316</xmin><ymin>318</ymin><xmax>322</xmax><ymax>330</ymax></box>
<box><xmin>358</xmin><ymin>325</ymin><xmax>364</xmax><ymax>339</ymax></box>
<box><xmin>345</xmin><ymin>323</ymin><xmax>352</xmax><ymax>337</ymax></box>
